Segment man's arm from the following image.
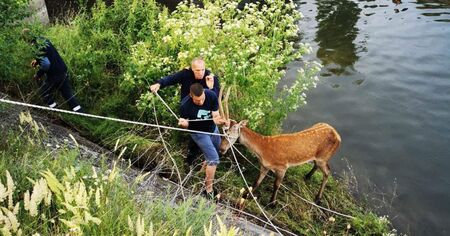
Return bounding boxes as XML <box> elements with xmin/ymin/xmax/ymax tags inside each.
<box><xmin>33</xmin><ymin>57</ymin><xmax>51</xmax><ymax>80</ymax></box>
<box><xmin>211</xmin><ymin>76</ymin><xmax>220</xmax><ymax>97</ymax></box>
<box><xmin>33</xmin><ymin>41</ymin><xmax>50</xmax><ymax>79</ymax></box>
<box><xmin>150</xmin><ymin>70</ymin><xmax>185</xmax><ymax>93</ymax></box>
<box><xmin>205</xmin><ymin>70</ymin><xmax>220</xmax><ymax>97</ymax></box>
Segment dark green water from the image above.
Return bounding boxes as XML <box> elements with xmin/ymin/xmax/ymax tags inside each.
<box><xmin>282</xmin><ymin>0</ymin><xmax>450</xmax><ymax>234</ymax></box>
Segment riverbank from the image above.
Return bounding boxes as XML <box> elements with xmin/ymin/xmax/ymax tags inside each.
<box><xmin>0</xmin><ymin>92</ymin><xmax>275</xmax><ymax>235</ymax></box>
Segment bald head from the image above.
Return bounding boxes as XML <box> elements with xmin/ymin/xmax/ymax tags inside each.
<box><xmin>191</xmin><ymin>58</ymin><xmax>206</xmax><ymax>80</ymax></box>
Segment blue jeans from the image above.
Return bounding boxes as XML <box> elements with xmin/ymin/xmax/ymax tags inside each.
<box><xmin>190</xmin><ymin>127</ymin><xmax>220</xmax><ymax>166</ymax></box>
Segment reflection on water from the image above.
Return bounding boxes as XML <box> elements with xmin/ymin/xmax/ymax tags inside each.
<box><xmin>416</xmin><ymin>0</ymin><xmax>450</xmax><ymax>9</ymax></box>
<box><xmin>285</xmin><ymin>0</ymin><xmax>450</xmax><ymax>235</ymax></box>
<box><xmin>312</xmin><ymin>0</ymin><xmax>450</xmax><ymax>77</ymax></box>
<box><xmin>417</xmin><ymin>0</ymin><xmax>450</xmax><ymax>21</ymax></box>
<box><xmin>314</xmin><ymin>0</ymin><xmax>362</xmax><ymax>76</ymax></box>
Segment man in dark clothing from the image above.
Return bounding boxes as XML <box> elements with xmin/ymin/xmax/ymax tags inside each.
<box><xmin>178</xmin><ymin>83</ymin><xmax>229</xmax><ymax>198</ymax></box>
<box><xmin>23</xmin><ymin>28</ymin><xmax>83</xmax><ymax>112</ymax></box>
<box><xmin>149</xmin><ymin>58</ymin><xmax>220</xmax><ymax>100</ymax></box>
<box><xmin>150</xmin><ymin>58</ymin><xmax>220</xmax><ymax>166</ymax></box>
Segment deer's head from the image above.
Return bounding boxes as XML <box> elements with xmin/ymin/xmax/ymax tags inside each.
<box><xmin>219</xmin><ymin>120</ymin><xmax>248</xmax><ymax>155</ymax></box>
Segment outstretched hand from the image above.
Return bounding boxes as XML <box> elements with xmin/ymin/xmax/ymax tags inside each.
<box><xmin>222</xmin><ymin>119</ymin><xmax>230</xmax><ymax>129</ymax></box>
<box><xmin>205</xmin><ymin>74</ymin><xmax>214</xmax><ymax>89</ymax></box>
<box><xmin>150</xmin><ymin>83</ymin><xmax>160</xmax><ymax>93</ymax></box>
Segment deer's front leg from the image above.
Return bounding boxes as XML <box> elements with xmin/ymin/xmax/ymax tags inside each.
<box><xmin>269</xmin><ymin>169</ymin><xmax>286</xmax><ymax>205</ymax></box>
<box><xmin>244</xmin><ymin>165</ymin><xmax>269</xmax><ymax>198</ymax></box>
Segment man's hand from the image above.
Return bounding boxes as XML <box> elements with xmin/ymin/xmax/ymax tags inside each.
<box><xmin>150</xmin><ymin>83</ymin><xmax>161</xmax><ymax>93</ymax></box>
<box><xmin>213</xmin><ymin>116</ymin><xmax>230</xmax><ymax>128</ymax></box>
<box><xmin>178</xmin><ymin>118</ymin><xmax>189</xmax><ymax>128</ymax></box>
<box><xmin>205</xmin><ymin>74</ymin><xmax>214</xmax><ymax>89</ymax></box>
<box><xmin>31</xmin><ymin>60</ymin><xmax>38</xmax><ymax>68</ymax></box>
<box><xmin>224</xmin><ymin>119</ymin><xmax>230</xmax><ymax>129</ymax></box>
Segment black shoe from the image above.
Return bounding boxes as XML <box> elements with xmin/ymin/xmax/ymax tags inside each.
<box><xmin>202</xmin><ymin>190</ymin><xmax>220</xmax><ymax>201</ymax></box>
<box><xmin>185</xmin><ymin>154</ymin><xmax>197</xmax><ymax>166</ymax></box>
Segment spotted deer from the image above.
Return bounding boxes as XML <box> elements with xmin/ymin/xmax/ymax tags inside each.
<box><xmin>218</xmin><ymin>87</ymin><xmax>341</xmax><ymax>204</ymax></box>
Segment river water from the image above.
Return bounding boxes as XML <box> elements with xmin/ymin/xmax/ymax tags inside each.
<box><xmin>282</xmin><ymin>0</ymin><xmax>450</xmax><ymax>235</ymax></box>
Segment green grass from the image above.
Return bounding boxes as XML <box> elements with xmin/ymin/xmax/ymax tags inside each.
<box><xmin>0</xmin><ymin>122</ymin><xmax>222</xmax><ymax>235</ymax></box>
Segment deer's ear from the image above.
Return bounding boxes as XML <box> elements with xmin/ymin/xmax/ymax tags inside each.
<box><xmin>240</xmin><ymin>120</ymin><xmax>248</xmax><ymax>126</ymax></box>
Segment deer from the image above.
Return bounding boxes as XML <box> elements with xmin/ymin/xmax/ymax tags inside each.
<box><xmin>218</xmin><ymin>86</ymin><xmax>341</xmax><ymax>205</ymax></box>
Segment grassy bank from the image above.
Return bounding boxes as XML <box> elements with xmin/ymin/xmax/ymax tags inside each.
<box><xmin>0</xmin><ymin>112</ymin><xmax>242</xmax><ymax>235</ymax></box>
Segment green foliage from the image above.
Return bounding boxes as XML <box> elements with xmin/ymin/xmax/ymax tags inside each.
<box><xmin>0</xmin><ymin>0</ymin><xmax>30</xmax><ymax>26</ymax></box>
<box><xmin>124</xmin><ymin>0</ymin><xmax>320</xmax><ymax>134</ymax></box>
<box><xmin>0</xmin><ymin>1</ymin><xmax>32</xmax><ymax>89</ymax></box>
<box><xmin>351</xmin><ymin>213</ymin><xmax>394</xmax><ymax>235</ymax></box>
<box><xmin>0</xmin><ymin>27</ymin><xmax>34</xmax><ymax>89</ymax></box>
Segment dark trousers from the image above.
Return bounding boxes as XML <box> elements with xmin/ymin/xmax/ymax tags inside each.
<box><xmin>39</xmin><ymin>73</ymin><xmax>80</xmax><ymax>110</ymax></box>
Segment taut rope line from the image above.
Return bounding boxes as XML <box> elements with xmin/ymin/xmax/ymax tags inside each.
<box><xmin>153</xmin><ymin>91</ymin><xmax>213</xmax><ymax>122</ymax></box>
<box><xmin>0</xmin><ymin>98</ymin><xmax>225</xmax><ymax>137</ymax></box>
<box><xmin>153</xmin><ymin>91</ymin><xmax>179</xmax><ymax>120</ymax></box>
<box><xmin>1</xmin><ymin>96</ymin><xmax>354</xmax><ymax>220</ymax></box>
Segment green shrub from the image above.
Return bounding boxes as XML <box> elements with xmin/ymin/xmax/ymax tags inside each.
<box><xmin>0</xmin><ymin>0</ymin><xmax>30</xmax><ymax>26</ymax></box>
<box><xmin>124</xmin><ymin>0</ymin><xmax>320</xmax><ymax>134</ymax></box>
<box><xmin>0</xmin><ymin>27</ymin><xmax>34</xmax><ymax>91</ymax></box>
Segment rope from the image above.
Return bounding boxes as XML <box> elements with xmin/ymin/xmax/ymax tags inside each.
<box><xmin>218</xmin><ymin>204</ymin><xmax>297</xmax><ymax>236</ymax></box>
<box><xmin>152</xmin><ymin>99</ymin><xmax>186</xmax><ymax>201</ymax></box>
<box><xmin>225</xmin><ymin>135</ymin><xmax>284</xmax><ymax>235</ymax></box>
<box><xmin>0</xmin><ymin>98</ymin><xmax>226</xmax><ymax>137</ymax></box>
<box><xmin>153</xmin><ymin>91</ymin><xmax>214</xmax><ymax>122</ymax></box>
<box><xmin>153</xmin><ymin>91</ymin><xmax>179</xmax><ymax>120</ymax></box>
<box><xmin>1</xmin><ymin>96</ymin><xmax>354</xmax><ymax>219</ymax></box>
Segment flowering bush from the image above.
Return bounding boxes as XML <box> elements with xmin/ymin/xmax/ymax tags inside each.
<box><xmin>124</xmin><ymin>0</ymin><xmax>320</xmax><ymax>134</ymax></box>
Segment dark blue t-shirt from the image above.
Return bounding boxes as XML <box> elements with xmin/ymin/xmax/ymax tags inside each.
<box><xmin>158</xmin><ymin>68</ymin><xmax>220</xmax><ymax>100</ymax></box>
<box><xmin>180</xmin><ymin>89</ymin><xmax>219</xmax><ymax>132</ymax></box>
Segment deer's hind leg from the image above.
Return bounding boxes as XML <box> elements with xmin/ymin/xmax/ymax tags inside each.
<box><xmin>315</xmin><ymin>160</ymin><xmax>331</xmax><ymax>204</ymax></box>
<box><xmin>304</xmin><ymin>161</ymin><xmax>318</xmax><ymax>181</ymax></box>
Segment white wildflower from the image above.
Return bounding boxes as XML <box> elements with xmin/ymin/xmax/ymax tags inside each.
<box><xmin>95</xmin><ymin>188</ymin><xmax>101</xmax><ymax>207</ymax></box>
<box><xmin>136</xmin><ymin>215</ymin><xmax>145</xmax><ymax>236</ymax></box>
<box><xmin>0</xmin><ymin>182</ymin><xmax>7</xmax><ymax>203</ymax></box>
<box><xmin>162</xmin><ymin>35</ymin><xmax>171</xmax><ymax>43</ymax></box>
<box><xmin>128</xmin><ymin>215</ymin><xmax>134</xmax><ymax>232</ymax></box>
<box><xmin>6</xmin><ymin>171</ymin><xmax>15</xmax><ymax>210</ymax></box>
